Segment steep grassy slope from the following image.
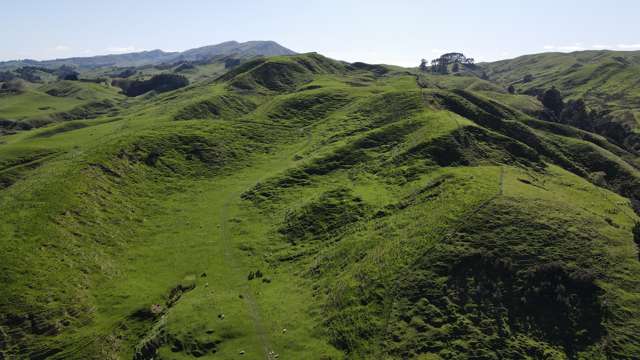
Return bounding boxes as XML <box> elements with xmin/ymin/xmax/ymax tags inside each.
<box><xmin>1</xmin><ymin>52</ymin><xmax>640</xmax><ymax>359</ymax></box>
<box><xmin>481</xmin><ymin>51</ymin><xmax>640</xmax><ymax>153</ymax></box>
<box><xmin>481</xmin><ymin>51</ymin><xmax>640</xmax><ymax>110</ymax></box>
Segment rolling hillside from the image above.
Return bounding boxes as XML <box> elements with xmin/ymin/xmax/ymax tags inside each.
<box><xmin>1</xmin><ymin>51</ymin><xmax>640</xmax><ymax>359</ymax></box>
<box><xmin>480</xmin><ymin>51</ymin><xmax>640</xmax><ymax>153</ymax></box>
<box><xmin>0</xmin><ymin>41</ymin><xmax>296</xmax><ymax>135</ymax></box>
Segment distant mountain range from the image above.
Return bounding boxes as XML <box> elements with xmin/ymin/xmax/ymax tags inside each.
<box><xmin>0</xmin><ymin>40</ymin><xmax>297</xmax><ymax>70</ymax></box>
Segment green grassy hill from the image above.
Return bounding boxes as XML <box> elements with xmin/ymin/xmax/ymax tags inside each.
<box><xmin>480</xmin><ymin>51</ymin><xmax>640</xmax><ymax>153</ymax></box>
<box><xmin>481</xmin><ymin>51</ymin><xmax>640</xmax><ymax>109</ymax></box>
<box><xmin>1</xmin><ymin>52</ymin><xmax>640</xmax><ymax>359</ymax></box>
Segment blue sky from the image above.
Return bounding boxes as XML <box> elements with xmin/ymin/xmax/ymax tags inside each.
<box><xmin>2</xmin><ymin>0</ymin><xmax>639</xmax><ymax>66</ymax></box>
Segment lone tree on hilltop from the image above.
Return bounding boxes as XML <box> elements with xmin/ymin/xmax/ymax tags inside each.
<box><xmin>419</xmin><ymin>59</ymin><xmax>428</xmax><ymax>72</ymax></box>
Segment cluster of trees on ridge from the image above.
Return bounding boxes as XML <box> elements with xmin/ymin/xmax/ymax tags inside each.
<box><xmin>420</xmin><ymin>52</ymin><xmax>475</xmax><ymax>74</ymax></box>
<box><xmin>0</xmin><ymin>65</ymin><xmax>80</xmax><ymax>84</ymax></box>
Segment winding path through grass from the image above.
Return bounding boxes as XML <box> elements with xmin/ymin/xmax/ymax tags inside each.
<box><xmin>213</xmin><ymin>125</ymin><xmax>313</xmax><ymax>359</ymax></box>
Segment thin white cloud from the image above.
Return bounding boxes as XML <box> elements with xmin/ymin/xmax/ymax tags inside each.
<box><xmin>543</xmin><ymin>44</ymin><xmax>586</xmax><ymax>52</ymax></box>
<box><xmin>545</xmin><ymin>43</ymin><xmax>640</xmax><ymax>52</ymax></box>
<box><xmin>325</xmin><ymin>50</ymin><xmax>420</xmax><ymax>67</ymax></box>
<box><xmin>105</xmin><ymin>45</ymin><xmax>146</xmax><ymax>53</ymax></box>
<box><xmin>560</xmin><ymin>46</ymin><xmax>586</xmax><ymax>51</ymax></box>
<box><xmin>617</xmin><ymin>43</ymin><xmax>640</xmax><ymax>49</ymax></box>
<box><xmin>431</xmin><ymin>48</ymin><xmax>453</xmax><ymax>54</ymax></box>
<box><xmin>54</xmin><ymin>45</ymin><xmax>71</xmax><ymax>51</ymax></box>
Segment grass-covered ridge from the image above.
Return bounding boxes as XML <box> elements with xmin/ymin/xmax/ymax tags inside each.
<box><xmin>1</xmin><ymin>51</ymin><xmax>640</xmax><ymax>359</ymax></box>
<box><xmin>479</xmin><ymin>50</ymin><xmax>640</xmax><ymax>158</ymax></box>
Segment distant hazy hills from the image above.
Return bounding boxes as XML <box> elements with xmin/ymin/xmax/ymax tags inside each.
<box><xmin>0</xmin><ymin>40</ymin><xmax>297</xmax><ymax>70</ymax></box>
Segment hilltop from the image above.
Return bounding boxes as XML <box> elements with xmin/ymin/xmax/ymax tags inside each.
<box><xmin>1</xmin><ymin>49</ymin><xmax>640</xmax><ymax>359</ymax></box>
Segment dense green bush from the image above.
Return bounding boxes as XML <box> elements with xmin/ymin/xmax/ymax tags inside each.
<box><xmin>541</xmin><ymin>87</ymin><xmax>564</xmax><ymax>117</ymax></box>
<box><xmin>116</xmin><ymin>74</ymin><xmax>189</xmax><ymax>97</ymax></box>
<box><xmin>0</xmin><ymin>79</ymin><xmax>26</xmax><ymax>93</ymax></box>
<box><xmin>0</xmin><ymin>71</ymin><xmax>16</xmax><ymax>82</ymax></box>
<box><xmin>57</xmin><ymin>65</ymin><xmax>79</xmax><ymax>81</ymax></box>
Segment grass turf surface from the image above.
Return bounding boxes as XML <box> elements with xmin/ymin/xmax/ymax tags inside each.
<box><xmin>1</xmin><ymin>52</ymin><xmax>640</xmax><ymax>359</ymax></box>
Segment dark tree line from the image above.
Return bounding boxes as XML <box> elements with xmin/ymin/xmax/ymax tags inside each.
<box><xmin>15</xmin><ymin>66</ymin><xmax>49</xmax><ymax>82</ymax></box>
<box><xmin>1</xmin><ymin>65</ymin><xmax>80</xmax><ymax>83</ymax></box>
<box><xmin>537</xmin><ymin>86</ymin><xmax>640</xmax><ymax>161</ymax></box>
<box><xmin>225</xmin><ymin>58</ymin><xmax>241</xmax><ymax>69</ymax></box>
<box><xmin>106</xmin><ymin>68</ymin><xmax>137</xmax><ymax>79</ymax></box>
<box><xmin>57</xmin><ymin>65</ymin><xmax>79</xmax><ymax>81</ymax></box>
<box><xmin>540</xmin><ymin>87</ymin><xmax>595</xmax><ymax>131</ymax></box>
<box><xmin>633</xmin><ymin>223</ymin><xmax>640</xmax><ymax>260</ymax></box>
<box><xmin>113</xmin><ymin>74</ymin><xmax>189</xmax><ymax>97</ymax></box>
<box><xmin>0</xmin><ymin>79</ymin><xmax>26</xmax><ymax>92</ymax></box>
<box><xmin>0</xmin><ymin>71</ymin><xmax>16</xmax><ymax>82</ymax></box>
